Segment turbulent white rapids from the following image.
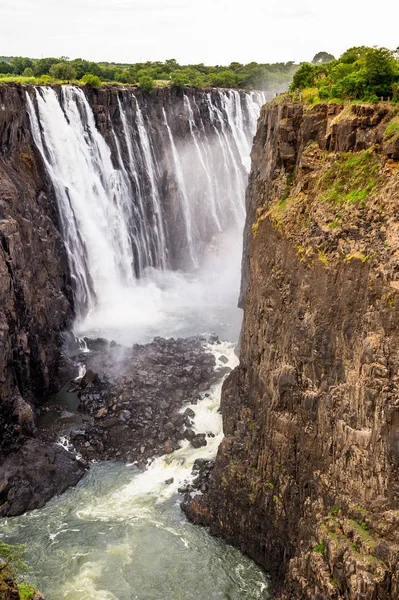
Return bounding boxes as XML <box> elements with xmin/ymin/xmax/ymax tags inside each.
<box><xmin>0</xmin><ymin>85</ymin><xmax>271</xmax><ymax>598</ymax></box>
<box><xmin>26</xmin><ymin>86</ymin><xmax>266</xmax><ymax>343</ymax></box>
<box><xmin>0</xmin><ymin>345</ymin><xmax>269</xmax><ymax>599</ymax></box>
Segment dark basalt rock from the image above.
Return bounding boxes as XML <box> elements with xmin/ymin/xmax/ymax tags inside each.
<box><xmin>190</xmin><ymin>434</ymin><xmax>207</xmax><ymax>449</ymax></box>
<box><xmin>0</xmin><ymin>439</ymin><xmax>85</xmax><ymax>517</ymax></box>
<box><xmin>40</xmin><ymin>335</ymin><xmax>219</xmax><ymax>467</ymax></box>
<box><xmin>180</xmin><ymin>458</ymin><xmax>215</xmax><ymax>512</ymax></box>
<box><xmin>0</xmin><ymin>84</ymin><xmax>73</xmax><ymax>458</ymax></box>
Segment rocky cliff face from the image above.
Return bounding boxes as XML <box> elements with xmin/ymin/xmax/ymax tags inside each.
<box><xmin>0</xmin><ymin>84</ymin><xmax>73</xmax><ymax>455</ymax></box>
<box><xmin>187</xmin><ymin>101</ymin><xmax>399</xmax><ymax>599</ymax></box>
<box><xmin>0</xmin><ymin>84</ymin><xmax>86</xmax><ymax>518</ymax></box>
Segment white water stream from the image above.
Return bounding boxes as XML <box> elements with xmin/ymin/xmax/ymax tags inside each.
<box><xmin>0</xmin><ymin>344</ymin><xmax>269</xmax><ymax>599</ymax></box>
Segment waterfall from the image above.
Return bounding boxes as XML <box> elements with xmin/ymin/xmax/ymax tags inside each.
<box><xmin>26</xmin><ymin>86</ymin><xmax>266</xmax><ymax>326</ymax></box>
<box><xmin>26</xmin><ymin>86</ymin><xmax>136</xmax><ymax>317</ymax></box>
<box><xmin>162</xmin><ymin>107</ymin><xmax>197</xmax><ymax>268</ymax></box>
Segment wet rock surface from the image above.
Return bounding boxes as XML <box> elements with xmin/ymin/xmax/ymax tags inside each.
<box><xmin>0</xmin><ymin>85</ymin><xmax>73</xmax><ymax>457</ymax></box>
<box><xmin>40</xmin><ymin>336</ymin><xmax>221</xmax><ymax>467</ymax></box>
<box><xmin>0</xmin><ymin>439</ymin><xmax>85</xmax><ymax>518</ymax></box>
<box><xmin>180</xmin><ymin>458</ymin><xmax>215</xmax><ymax>514</ymax></box>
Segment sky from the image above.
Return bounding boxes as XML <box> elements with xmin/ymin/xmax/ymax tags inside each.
<box><xmin>1</xmin><ymin>0</ymin><xmax>398</xmax><ymax>65</ymax></box>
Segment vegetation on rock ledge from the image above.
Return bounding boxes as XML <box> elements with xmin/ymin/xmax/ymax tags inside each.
<box><xmin>289</xmin><ymin>45</ymin><xmax>399</xmax><ymax>103</ymax></box>
<box><xmin>0</xmin><ymin>542</ymin><xmax>41</xmax><ymax>599</ymax></box>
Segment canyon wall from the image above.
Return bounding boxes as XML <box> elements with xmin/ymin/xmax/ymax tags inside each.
<box><xmin>187</xmin><ymin>101</ymin><xmax>399</xmax><ymax>599</ymax></box>
<box><xmin>0</xmin><ymin>84</ymin><xmax>73</xmax><ymax>455</ymax></box>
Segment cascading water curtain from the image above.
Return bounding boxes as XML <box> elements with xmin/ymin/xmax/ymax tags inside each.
<box><xmin>27</xmin><ymin>86</ymin><xmax>267</xmax><ymax>319</ymax></box>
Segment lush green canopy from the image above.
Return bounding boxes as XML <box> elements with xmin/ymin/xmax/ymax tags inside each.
<box><xmin>290</xmin><ymin>46</ymin><xmax>399</xmax><ymax>101</ymax></box>
<box><xmin>0</xmin><ymin>55</ymin><xmax>298</xmax><ymax>91</ymax></box>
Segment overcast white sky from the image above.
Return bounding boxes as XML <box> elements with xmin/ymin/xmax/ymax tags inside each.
<box><xmin>1</xmin><ymin>0</ymin><xmax>398</xmax><ymax>65</ymax></box>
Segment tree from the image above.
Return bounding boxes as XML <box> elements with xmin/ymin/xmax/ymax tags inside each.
<box><xmin>0</xmin><ymin>61</ymin><xmax>11</xmax><ymax>74</ymax></box>
<box><xmin>49</xmin><ymin>62</ymin><xmax>76</xmax><ymax>80</ymax></box>
<box><xmin>70</xmin><ymin>58</ymin><xmax>101</xmax><ymax>79</ymax></box>
<box><xmin>138</xmin><ymin>74</ymin><xmax>154</xmax><ymax>93</ymax></box>
<box><xmin>364</xmin><ymin>47</ymin><xmax>397</xmax><ymax>97</ymax></box>
<box><xmin>340</xmin><ymin>46</ymin><xmax>368</xmax><ymax>64</ymax></box>
<box><xmin>163</xmin><ymin>58</ymin><xmax>179</xmax><ymax>73</ymax></box>
<box><xmin>22</xmin><ymin>67</ymin><xmax>34</xmax><ymax>77</ymax></box>
<box><xmin>33</xmin><ymin>57</ymin><xmax>58</xmax><ymax>76</ymax></box>
<box><xmin>290</xmin><ymin>63</ymin><xmax>315</xmax><ymax>90</ymax></box>
<box><xmin>312</xmin><ymin>51</ymin><xmax>335</xmax><ymax>64</ymax></box>
<box><xmin>210</xmin><ymin>70</ymin><xmax>237</xmax><ymax>88</ymax></box>
<box><xmin>114</xmin><ymin>70</ymin><xmax>134</xmax><ymax>83</ymax></box>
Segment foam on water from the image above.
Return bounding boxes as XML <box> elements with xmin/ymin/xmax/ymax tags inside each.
<box><xmin>78</xmin><ymin>342</ymin><xmax>235</xmax><ymax>520</ymax></box>
<box><xmin>0</xmin><ymin>343</ymin><xmax>269</xmax><ymax>599</ymax></box>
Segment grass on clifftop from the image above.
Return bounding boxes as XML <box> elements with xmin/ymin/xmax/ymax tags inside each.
<box><xmin>320</xmin><ymin>150</ymin><xmax>379</xmax><ymax>204</ymax></box>
<box><xmin>252</xmin><ymin>138</ymin><xmax>399</xmax><ymax>270</ymax></box>
<box><xmin>0</xmin><ymin>73</ymin><xmax>167</xmax><ymax>90</ymax></box>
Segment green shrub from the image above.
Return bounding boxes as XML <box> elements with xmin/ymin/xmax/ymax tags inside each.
<box><xmin>81</xmin><ymin>73</ymin><xmax>101</xmax><ymax>88</ymax></box>
<box><xmin>17</xmin><ymin>583</ymin><xmax>36</xmax><ymax>600</ymax></box>
<box><xmin>170</xmin><ymin>71</ymin><xmax>190</xmax><ymax>89</ymax></box>
<box><xmin>0</xmin><ymin>542</ymin><xmax>29</xmax><ymax>574</ymax></box>
<box><xmin>314</xmin><ymin>540</ymin><xmax>326</xmax><ymax>555</ymax></box>
<box><xmin>138</xmin><ymin>75</ymin><xmax>154</xmax><ymax>93</ymax></box>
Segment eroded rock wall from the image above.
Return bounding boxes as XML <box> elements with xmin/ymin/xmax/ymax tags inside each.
<box><xmin>0</xmin><ymin>84</ymin><xmax>73</xmax><ymax>455</ymax></box>
<box><xmin>187</xmin><ymin>102</ymin><xmax>399</xmax><ymax>599</ymax></box>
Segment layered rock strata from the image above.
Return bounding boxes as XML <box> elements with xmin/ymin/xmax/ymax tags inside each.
<box><xmin>187</xmin><ymin>101</ymin><xmax>399</xmax><ymax>599</ymax></box>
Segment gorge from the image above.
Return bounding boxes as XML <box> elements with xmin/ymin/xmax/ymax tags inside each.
<box><xmin>0</xmin><ymin>83</ymin><xmax>270</xmax><ymax>599</ymax></box>
<box><xmin>1</xmin><ymin>83</ymin><xmax>399</xmax><ymax>600</ymax></box>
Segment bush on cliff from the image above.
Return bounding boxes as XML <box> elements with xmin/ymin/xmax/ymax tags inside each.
<box><xmin>290</xmin><ymin>45</ymin><xmax>399</xmax><ymax>101</ymax></box>
<box><xmin>139</xmin><ymin>74</ymin><xmax>154</xmax><ymax>93</ymax></box>
<box><xmin>170</xmin><ymin>70</ymin><xmax>190</xmax><ymax>89</ymax></box>
<box><xmin>0</xmin><ymin>542</ymin><xmax>39</xmax><ymax>599</ymax></box>
<box><xmin>81</xmin><ymin>73</ymin><xmax>101</xmax><ymax>88</ymax></box>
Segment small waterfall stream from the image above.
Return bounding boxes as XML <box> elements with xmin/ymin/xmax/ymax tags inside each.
<box><xmin>0</xmin><ymin>85</ymin><xmax>271</xmax><ymax>599</ymax></box>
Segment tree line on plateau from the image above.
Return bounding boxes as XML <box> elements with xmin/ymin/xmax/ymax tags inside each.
<box><xmin>1</xmin><ymin>47</ymin><xmax>397</xmax><ymax>100</ymax></box>
<box><xmin>0</xmin><ymin>55</ymin><xmax>297</xmax><ymax>91</ymax></box>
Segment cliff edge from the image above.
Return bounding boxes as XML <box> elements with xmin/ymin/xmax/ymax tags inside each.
<box><xmin>186</xmin><ymin>101</ymin><xmax>399</xmax><ymax>599</ymax></box>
